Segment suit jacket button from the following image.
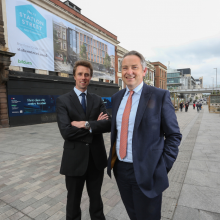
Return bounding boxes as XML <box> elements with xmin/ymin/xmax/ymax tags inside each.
<box><xmin>86</xmin><ymin>143</ymin><xmax>89</xmax><ymax>146</ymax></box>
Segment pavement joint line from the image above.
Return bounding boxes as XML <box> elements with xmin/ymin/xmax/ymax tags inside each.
<box><xmin>168</xmin><ymin>110</ymin><xmax>204</xmax><ymax>220</ymax></box>
<box><xmin>0</xmin><ymin>198</ymin><xmax>35</xmax><ymax>220</ymax></box>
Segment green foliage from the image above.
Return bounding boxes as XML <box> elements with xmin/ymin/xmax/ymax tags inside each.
<box><xmin>53</xmin><ymin>30</ymin><xmax>60</xmax><ymax>53</ymax></box>
<box><xmin>104</xmin><ymin>53</ymin><xmax>111</xmax><ymax>70</ymax></box>
<box><xmin>80</xmin><ymin>44</ymin><xmax>87</xmax><ymax>60</ymax></box>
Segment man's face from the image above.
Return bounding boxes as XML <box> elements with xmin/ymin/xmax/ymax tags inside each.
<box><xmin>74</xmin><ymin>65</ymin><xmax>92</xmax><ymax>92</ymax></box>
<box><xmin>121</xmin><ymin>55</ymin><xmax>147</xmax><ymax>90</ymax></box>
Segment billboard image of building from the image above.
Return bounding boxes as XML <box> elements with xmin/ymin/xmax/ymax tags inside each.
<box><xmin>6</xmin><ymin>0</ymin><xmax>115</xmax><ymax>81</ymax></box>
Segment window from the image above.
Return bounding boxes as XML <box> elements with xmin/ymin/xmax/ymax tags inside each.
<box><xmin>97</xmin><ymin>56</ymin><xmax>99</xmax><ymax>63</ymax></box>
<box><xmin>87</xmin><ymin>37</ymin><xmax>89</xmax><ymax>44</ymax></box>
<box><xmin>102</xmin><ymin>43</ymin><xmax>104</xmax><ymax>50</ymax></box>
<box><xmin>63</xmin><ymin>33</ymin><xmax>66</xmax><ymax>40</ymax></box>
<box><xmin>63</xmin><ymin>43</ymin><xmax>66</xmax><ymax>49</ymax></box>
<box><xmin>93</xmin><ymin>47</ymin><xmax>97</xmax><ymax>55</ymax></box>
<box><xmin>80</xmin><ymin>33</ymin><xmax>83</xmax><ymax>41</ymax></box>
<box><xmin>84</xmin><ymin>35</ymin><xmax>86</xmax><ymax>43</ymax></box>
<box><xmin>118</xmin><ymin>78</ymin><xmax>123</xmax><ymax>90</ymax></box>
<box><xmin>118</xmin><ymin>58</ymin><xmax>122</xmax><ymax>72</ymax></box>
<box><xmin>58</xmin><ymin>32</ymin><xmax>61</xmax><ymax>38</ymax></box>
<box><xmin>88</xmin><ymin>53</ymin><xmax>90</xmax><ymax>60</ymax></box>
<box><xmin>94</xmin><ymin>55</ymin><xmax>96</xmax><ymax>62</ymax></box>
<box><xmin>102</xmin><ymin>51</ymin><xmax>105</xmax><ymax>58</ymax></box>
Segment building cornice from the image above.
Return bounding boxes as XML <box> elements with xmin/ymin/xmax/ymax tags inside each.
<box><xmin>116</xmin><ymin>45</ymin><xmax>129</xmax><ymax>57</ymax></box>
<box><xmin>27</xmin><ymin>0</ymin><xmax>120</xmax><ymax>45</ymax></box>
<box><xmin>151</xmin><ymin>62</ymin><xmax>167</xmax><ymax>70</ymax></box>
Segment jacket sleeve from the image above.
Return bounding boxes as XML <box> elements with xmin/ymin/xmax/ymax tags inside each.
<box><xmin>89</xmin><ymin>97</ymin><xmax>111</xmax><ymax>134</ymax></box>
<box><xmin>161</xmin><ymin>91</ymin><xmax>182</xmax><ymax>172</ymax></box>
<box><xmin>56</xmin><ymin>97</ymin><xmax>93</xmax><ymax>143</ymax></box>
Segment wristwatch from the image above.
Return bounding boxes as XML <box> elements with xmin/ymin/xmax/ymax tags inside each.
<box><xmin>85</xmin><ymin>121</ymin><xmax>90</xmax><ymax>129</ymax></box>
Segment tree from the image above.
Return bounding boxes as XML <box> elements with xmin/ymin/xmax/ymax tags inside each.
<box><xmin>80</xmin><ymin>44</ymin><xmax>87</xmax><ymax>60</ymax></box>
<box><xmin>53</xmin><ymin>30</ymin><xmax>60</xmax><ymax>54</ymax></box>
<box><xmin>104</xmin><ymin>53</ymin><xmax>111</xmax><ymax>71</ymax></box>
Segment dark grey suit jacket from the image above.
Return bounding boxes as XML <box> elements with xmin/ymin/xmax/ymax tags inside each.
<box><xmin>56</xmin><ymin>90</ymin><xmax>111</xmax><ymax>176</ymax></box>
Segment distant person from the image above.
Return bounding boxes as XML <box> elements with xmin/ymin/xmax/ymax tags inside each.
<box><xmin>196</xmin><ymin>102</ymin><xmax>200</xmax><ymax>112</ymax></box>
<box><xmin>180</xmin><ymin>102</ymin><xmax>183</xmax><ymax>112</ymax></box>
<box><xmin>193</xmin><ymin>103</ymin><xmax>195</xmax><ymax>109</ymax></box>
<box><xmin>185</xmin><ymin>103</ymin><xmax>188</xmax><ymax>112</ymax></box>
<box><xmin>199</xmin><ymin>103</ymin><xmax>202</xmax><ymax>110</ymax></box>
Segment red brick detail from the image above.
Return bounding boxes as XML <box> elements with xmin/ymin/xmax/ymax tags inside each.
<box><xmin>49</xmin><ymin>0</ymin><xmax>117</xmax><ymax>40</ymax></box>
<box><xmin>0</xmin><ymin>119</ymin><xmax>9</xmax><ymax>128</ymax></box>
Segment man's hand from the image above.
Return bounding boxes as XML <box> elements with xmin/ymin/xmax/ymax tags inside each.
<box><xmin>97</xmin><ymin>112</ymin><xmax>109</xmax><ymax>121</ymax></box>
<box><xmin>71</xmin><ymin>121</ymin><xmax>86</xmax><ymax>128</ymax></box>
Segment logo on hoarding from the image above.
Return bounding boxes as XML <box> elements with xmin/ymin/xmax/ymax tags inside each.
<box><xmin>16</xmin><ymin>5</ymin><xmax>47</xmax><ymax>41</ymax></box>
<box><xmin>18</xmin><ymin>59</ymin><xmax>32</xmax><ymax>65</ymax></box>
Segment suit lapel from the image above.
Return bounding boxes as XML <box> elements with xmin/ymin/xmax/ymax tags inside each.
<box><xmin>69</xmin><ymin>90</ymin><xmax>86</xmax><ymax>120</ymax></box>
<box><xmin>86</xmin><ymin>92</ymin><xmax>93</xmax><ymax>120</ymax></box>
<box><xmin>134</xmin><ymin>84</ymin><xmax>152</xmax><ymax>130</ymax></box>
<box><xmin>112</xmin><ymin>89</ymin><xmax>126</xmax><ymax>127</ymax></box>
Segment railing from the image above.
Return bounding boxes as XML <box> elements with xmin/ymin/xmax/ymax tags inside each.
<box><xmin>169</xmin><ymin>85</ymin><xmax>220</xmax><ymax>92</ymax></box>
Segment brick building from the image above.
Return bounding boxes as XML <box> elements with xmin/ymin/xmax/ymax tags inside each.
<box><xmin>151</xmin><ymin>62</ymin><xmax>167</xmax><ymax>90</ymax></box>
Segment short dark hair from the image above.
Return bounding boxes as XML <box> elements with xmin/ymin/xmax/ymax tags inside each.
<box><xmin>73</xmin><ymin>60</ymin><xmax>93</xmax><ymax>77</ymax></box>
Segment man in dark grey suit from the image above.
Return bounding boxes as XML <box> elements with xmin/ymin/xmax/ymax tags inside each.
<box><xmin>56</xmin><ymin>60</ymin><xmax>111</xmax><ymax>220</ymax></box>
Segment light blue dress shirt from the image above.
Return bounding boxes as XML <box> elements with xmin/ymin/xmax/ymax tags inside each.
<box><xmin>74</xmin><ymin>87</ymin><xmax>87</xmax><ymax>104</ymax></box>
<box><xmin>116</xmin><ymin>82</ymin><xmax>143</xmax><ymax>163</ymax></box>
<box><xmin>73</xmin><ymin>87</ymin><xmax>92</xmax><ymax>133</ymax></box>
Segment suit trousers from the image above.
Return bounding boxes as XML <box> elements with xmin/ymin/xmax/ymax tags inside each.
<box><xmin>65</xmin><ymin>151</ymin><xmax>105</xmax><ymax>220</ymax></box>
<box><xmin>113</xmin><ymin>159</ymin><xmax>162</xmax><ymax>220</ymax></box>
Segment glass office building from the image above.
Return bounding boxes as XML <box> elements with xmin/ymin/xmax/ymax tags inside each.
<box><xmin>167</xmin><ymin>68</ymin><xmax>183</xmax><ymax>90</ymax></box>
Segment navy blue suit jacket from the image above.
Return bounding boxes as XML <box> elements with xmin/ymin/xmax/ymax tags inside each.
<box><xmin>107</xmin><ymin>83</ymin><xmax>182</xmax><ymax>198</ymax></box>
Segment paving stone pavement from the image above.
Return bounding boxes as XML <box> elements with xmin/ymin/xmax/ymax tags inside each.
<box><xmin>0</xmin><ymin>105</ymin><xmax>217</xmax><ymax>220</ymax></box>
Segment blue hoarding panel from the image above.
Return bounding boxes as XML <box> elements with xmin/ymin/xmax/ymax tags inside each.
<box><xmin>102</xmin><ymin>97</ymin><xmax>112</xmax><ymax>109</ymax></box>
<box><xmin>8</xmin><ymin>95</ymin><xmax>59</xmax><ymax>117</ymax></box>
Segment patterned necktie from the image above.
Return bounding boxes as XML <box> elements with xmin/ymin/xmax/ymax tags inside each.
<box><xmin>120</xmin><ymin>90</ymin><xmax>134</xmax><ymax>159</ymax></box>
<box><xmin>80</xmin><ymin>93</ymin><xmax>86</xmax><ymax>114</ymax></box>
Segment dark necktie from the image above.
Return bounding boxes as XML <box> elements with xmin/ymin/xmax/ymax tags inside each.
<box><xmin>80</xmin><ymin>93</ymin><xmax>86</xmax><ymax>114</ymax></box>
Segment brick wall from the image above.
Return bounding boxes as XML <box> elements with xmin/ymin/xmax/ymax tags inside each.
<box><xmin>0</xmin><ymin>83</ymin><xmax>9</xmax><ymax>127</ymax></box>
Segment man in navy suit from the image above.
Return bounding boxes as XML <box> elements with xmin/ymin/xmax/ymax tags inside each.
<box><xmin>107</xmin><ymin>51</ymin><xmax>182</xmax><ymax>220</ymax></box>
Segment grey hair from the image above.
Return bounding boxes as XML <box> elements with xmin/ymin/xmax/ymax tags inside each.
<box><xmin>121</xmin><ymin>50</ymin><xmax>146</xmax><ymax>70</ymax></box>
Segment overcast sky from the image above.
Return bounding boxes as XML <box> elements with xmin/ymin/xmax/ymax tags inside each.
<box><xmin>61</xmin><ymin>0</ymin><xmax>220</xmax><ymax>86</ymax></box>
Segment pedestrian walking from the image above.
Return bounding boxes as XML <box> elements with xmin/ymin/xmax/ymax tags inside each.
<box><xmin>199</xmin><ymin>103</ymin><xmax>202</xmax><ymax>110</ymax></box>
<box><xmin>180</xmin><ymin>102</ymin><xmax>183</xmax><ymax>112</ymax></box>
<box><xmin>193</xmin><ymin>103</ymin><xmax>195</xmax><ymax>109</ymax></box>
<box><xmin>196</xmin><ymin>102</ymin><xmax>200</xmax><ymax>112</ymax></box>
<box><xmin>185</xmin><ymin>103</ymin><xmax>188</xmax><ymax>112</ymax></box>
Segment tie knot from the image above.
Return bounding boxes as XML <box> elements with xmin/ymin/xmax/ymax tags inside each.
<box><xmin>129</xmin><ymin>91</ymin><xmax>134</xmax><ymax>96</ymax></box>
<box><xmin>81</xmin><ymin>93</ymin><xmax>86</xmax><ymax>97</ymax></box>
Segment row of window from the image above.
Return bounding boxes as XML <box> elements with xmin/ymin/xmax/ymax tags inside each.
<box><xmin>87</xmin><ymin>53</ymin><xmax>104</xmax><ymax>64</ymax></box>
<box><xmin>80</xmin><ymin>33</ymin><xmax>107</xmax><ymax>51</ymax></box>
<box><xmin>81</xmin><ymin>42</ymin><xmax>106</xmax><ymax>58</ymax></box>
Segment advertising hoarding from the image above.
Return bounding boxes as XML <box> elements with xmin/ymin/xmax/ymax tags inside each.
<box><xmin>8</xmin><ymin>95</ymin><xmax>59</xmax><ymax>117</ymax></box>
<box><xmin>6</xmin><ymin>0</ymin><xmax>115</xmax><ymax>80</ymax></box>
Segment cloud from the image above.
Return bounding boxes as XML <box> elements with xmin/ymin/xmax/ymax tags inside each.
<box><xmin>147</xmin><ymin>36</ymin><xmax>220</xmax><ymax>86</ymax></box>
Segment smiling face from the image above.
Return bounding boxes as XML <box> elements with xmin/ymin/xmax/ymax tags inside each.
<box><xmin>121</xmin><ymin>55</ymin><xmax>147</xmax><ymax>90</ymax></box>
<box><xmin>74</xmin><ymin>65</ymin><xmax>92</xmax><ymax>92</ymax></box>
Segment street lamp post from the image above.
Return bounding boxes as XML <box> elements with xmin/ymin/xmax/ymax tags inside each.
<box><xmin>214</xmin><ymin>68</ymin><xmax>217</xmax><ymax>89</ymax></box>
<box><xmin>211</xmin><ymin>77</ymin><xmax>214</xmax><ymax>94</ymax></box>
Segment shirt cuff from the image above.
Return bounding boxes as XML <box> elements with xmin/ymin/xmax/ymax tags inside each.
<box><xmin>89</xmin><ymin>128</ymin><xmax>92</xmax><ymax>133</ymax></box>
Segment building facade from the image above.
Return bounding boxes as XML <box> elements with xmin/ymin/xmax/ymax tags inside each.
<box><xmin>151</xmin><ymin>62</ymin><xmax>167</xmax><ymax>89</ymax></box>
<box><xmin>144</xmin><ymin>61</ymin><xmax>155</xmax><ymax>86</ymax></box>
